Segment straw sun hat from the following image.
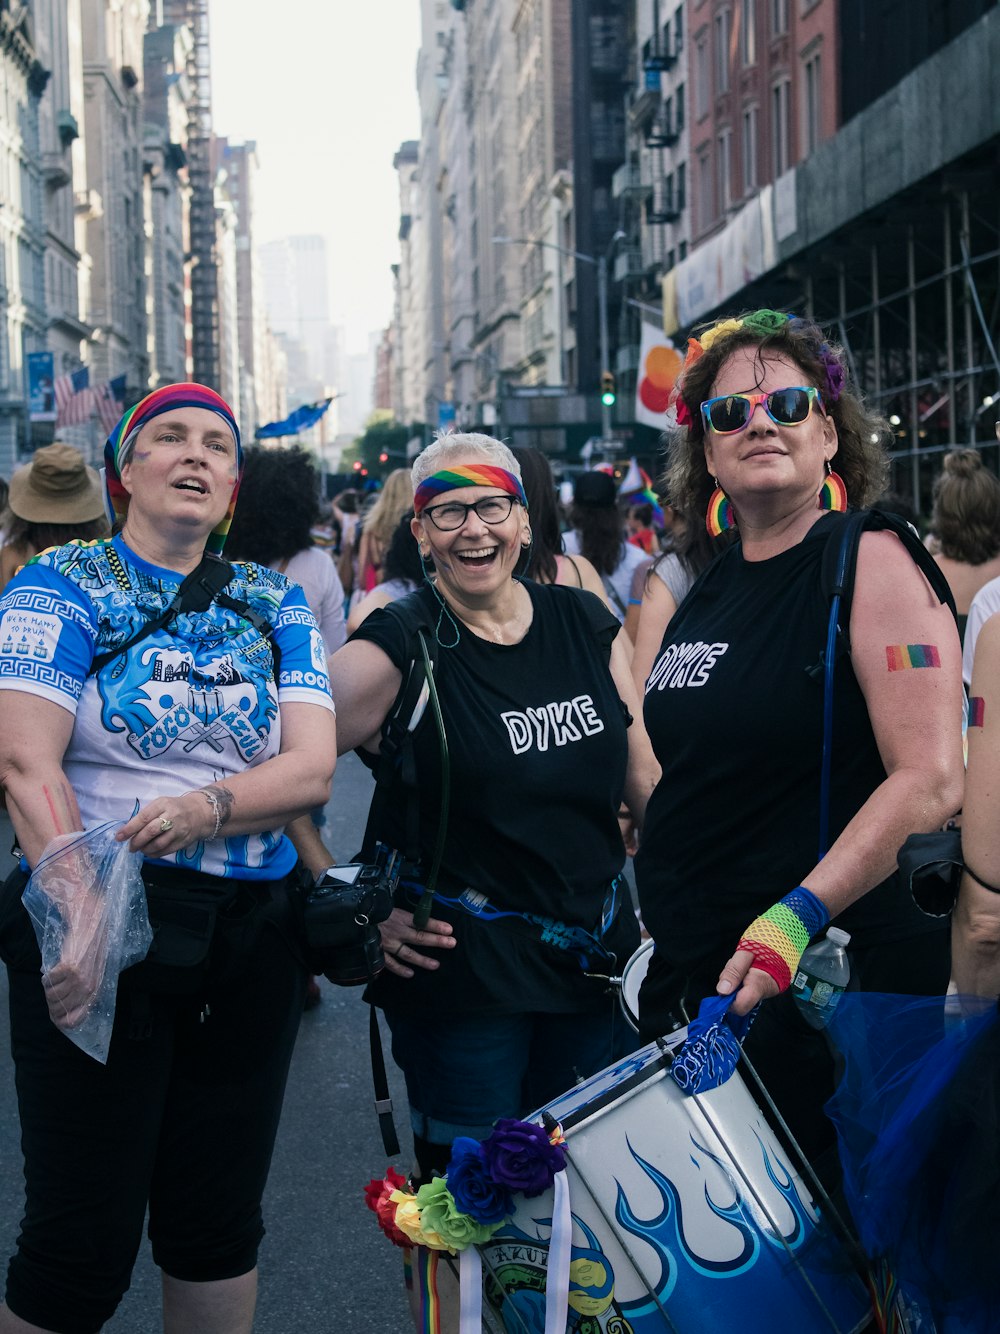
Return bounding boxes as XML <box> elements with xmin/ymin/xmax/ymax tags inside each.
<box><xmin>8</xmin><ymin>443</ymin><xmax>105</xmax><ymax>524</ymax></box>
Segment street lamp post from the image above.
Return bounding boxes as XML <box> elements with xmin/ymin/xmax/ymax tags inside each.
<box><xmin>493</xmin><ymin>231</ymin><xmax>625</xmax><ymax>443</ymax></box>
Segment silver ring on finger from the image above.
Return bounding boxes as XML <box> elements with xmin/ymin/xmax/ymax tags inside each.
<box><xmin>158</xmin><ymin>816</ymin><xmax>174</xmax><ymax>833</ymax></box>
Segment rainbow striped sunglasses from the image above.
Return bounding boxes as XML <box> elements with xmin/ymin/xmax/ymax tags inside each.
<box><xmin>700</xmin><ymin>386</ymin><xmax>826</xmax><ymax>435</ymax></box>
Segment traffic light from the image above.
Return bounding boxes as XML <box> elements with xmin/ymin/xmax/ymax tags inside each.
<box><xmin>379</xmin><ymin>451</ymin><xmax>389</xmax><ymax>463</ymax></box>
<box><xmin>601</xmin><ymin>371</ymin><xmax>617</xmax><ymax>407</ymax></box>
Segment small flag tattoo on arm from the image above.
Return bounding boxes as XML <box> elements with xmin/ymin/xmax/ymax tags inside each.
<box><xmin>886</xmin><ymin>644</ymin><xmax>941</xmax><ymax>671</ymax></box>
<box><xmin>969</xmin><ymin>696</ymin><xmax>986</xmax><ymax>727</ymax></box>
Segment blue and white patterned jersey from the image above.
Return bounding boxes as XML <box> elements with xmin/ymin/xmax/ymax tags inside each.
<box><xmin>0</xmin><ymin>536</ymin><xmax>335</xmax><ymax>879</ymax></box>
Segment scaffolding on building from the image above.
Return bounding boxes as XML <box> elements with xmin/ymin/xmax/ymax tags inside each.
<box><xmin>678</xmin><ymin>143</ymin><xmax>1000</xmax><ymax>515</ymax></box>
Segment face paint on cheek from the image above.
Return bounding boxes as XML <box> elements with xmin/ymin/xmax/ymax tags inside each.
<box><xmin>886</xmin><ymin>644</ymin><xmax>942</xmax><ymax>671</ymax></box>
<box><xmin>131</xmin><ymin>449</ymin><xmax>151</xmax><ymax>462</ymax></box>
<box><xmin>969</xmin><ymin>696</ymin><xmax>986</xmax><ymax>727</ymax></box>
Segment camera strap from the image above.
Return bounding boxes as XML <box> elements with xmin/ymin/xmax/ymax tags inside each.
<box><xmin>356</xmin><ymin>601</ymin><xmax>451</xmax><ymax>1157</ymax></box>
<box><xmin>90</xmin><ymin>552</ymin><xmax>236</xmax><ymax>675</ymax></box>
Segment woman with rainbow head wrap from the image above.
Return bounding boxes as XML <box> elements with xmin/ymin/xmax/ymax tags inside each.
<box><xmin>632</xmin><ymin>310</ymin><xmax>964</xmax><ymax>1177</ymax></box>
<box><xmin>0</xmin><ymin>383</ymin><xmax>336</xmax><ymax>1334</ymax></box>
<box><xmin>290</xmin><ymin>430</ymin><xmax>660</xmax><ymax>1330</ymax></box>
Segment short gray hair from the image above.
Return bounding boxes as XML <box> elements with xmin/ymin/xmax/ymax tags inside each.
<box><xmin>411</xmin><ymin>432</ymin><xmax>522</xmax><ymax>490</ymax></box>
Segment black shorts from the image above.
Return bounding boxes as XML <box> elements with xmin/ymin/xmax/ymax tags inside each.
<box><xmin>1</xmin><ymin>870</ymin><xmax>307</xmax><ymax>1334</ymax></box>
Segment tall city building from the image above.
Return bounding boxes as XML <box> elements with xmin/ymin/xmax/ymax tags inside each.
<box><xmin>79</xmin><ymin>0</ymin><xmax>150</xmax><ymax>391</ymax></box>
<box><xmin>143</xmin><ymin>19</ymin><xmax>192</xmax><ymax>389</ymax></box>
<box><xmin>391</xmin><ymin>141</ymin><xmax>422</xmax><ymax>424</ymax></box>
<box><xmin>0</xmin><ymin>4</ymin><xmax>48</xmax><ymax>470</ymax></box>
<box><xmin>33</xmin><ymin>0</ymin><xmax>92</xmax><ymax>418</ymax></box>
<box><xmin>259</xmin><ymin>235</ymin><xmax>332</xmax><ymax>393</ymax></box>
<box><xmin>214</xmin><ymin>138</ymin><xmax>272</xmax><ymax>432</ymax></box>
<box><xmin>509</xmin><ymin>0</ymin><xmax>573</xmax><ymax>387</ymax></box>
<box><xmin>162</xmin><ymin>0</ymin><xmax>218</xmax><ymax>390</ymax></box>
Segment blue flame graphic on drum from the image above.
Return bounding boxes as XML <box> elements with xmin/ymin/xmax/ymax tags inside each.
<box><xmin>611</xmin><ymin>1134</ymin><xmax>816</xmax><ymax>1326</ymax></box>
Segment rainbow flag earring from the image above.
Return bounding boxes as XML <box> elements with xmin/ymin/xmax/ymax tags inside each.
<box><xmin>706</xmin><ymin>481</ymin><xmax>736</xmax><ymax>536</ymax></box>
<box><xmin>818</xmin><ymin>461</ymin><xmax>848</xmax><ymax>512</ymax></box>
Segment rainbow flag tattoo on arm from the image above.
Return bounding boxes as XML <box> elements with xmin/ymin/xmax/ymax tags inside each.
<box><xmin>885</xmin><ymin>644</ymin><xmax>941</xmax><ymax>671</ymax></box>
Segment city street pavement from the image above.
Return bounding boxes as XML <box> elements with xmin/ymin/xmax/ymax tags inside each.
<box><xmin>0</xmin><ymin>752</ymin><xmax>416</xmax><ymax>1332</ymax></box>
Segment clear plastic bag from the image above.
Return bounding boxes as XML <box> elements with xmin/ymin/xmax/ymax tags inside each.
<box><xmin>22</xmin><ymin>818</ymin><xmax>152</xmax><ymax>1064</ymax></box>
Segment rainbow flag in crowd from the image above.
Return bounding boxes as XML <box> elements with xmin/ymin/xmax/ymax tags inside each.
<box><xmin>619</xmin><ymin>457</ymin><xmax>664</xmax><ymax>527</ymax></box>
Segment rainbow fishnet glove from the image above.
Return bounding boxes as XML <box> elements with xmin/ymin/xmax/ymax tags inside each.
<box><xmin>736</xmin><ymin>887</ymin><xmax>830</xmax><ymax>993</ymax></box>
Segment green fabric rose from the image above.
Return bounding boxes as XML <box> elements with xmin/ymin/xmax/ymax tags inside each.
<box><xmin>415</xmin><ymin>1177</ymin><xmax>503</xmax><ymax>1251</ymax></box>
<box><xmin>740</xmin><ymin>309</ymin><xmax>789</xmax><ymax>337</ymax></box>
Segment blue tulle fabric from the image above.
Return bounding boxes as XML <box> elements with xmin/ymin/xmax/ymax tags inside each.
<box><xmin>669</xmin><ymin>993</ymin><xmax>759</xmax><ymax>1094</ymax></box>
<box><xmin>826</xmin><ymin>992</ymin><xmax>1000</xmax><ymax>1333</ymax></box>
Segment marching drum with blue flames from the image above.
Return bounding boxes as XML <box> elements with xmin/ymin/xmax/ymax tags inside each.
<box><xmin>478</xmin><ymin>1032</ymin><xmax>871</xmax><ymax>1334</ymax></box>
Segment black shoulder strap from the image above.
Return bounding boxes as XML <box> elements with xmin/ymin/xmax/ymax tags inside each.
<box><xmin>819</xmin><ymin>507</ymin><xmax>957</xmax><ymax>659</ymax></box>
<box><xmin>358</xmin><ymin>597</ymin><xmax>440</xmax><ymax>864</ymax></box>
<box><xmin>89</xmin><ymin>553</ymin><xmax>235</xmax><ymax>676</ymax></box>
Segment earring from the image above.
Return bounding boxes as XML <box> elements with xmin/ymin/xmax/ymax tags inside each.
<box><xmin>705</xmin><ymin>482</ymin><xmax>736</xmax><ymax>536</ymax></box>
<box><xmin>521</xmin><ymin>529</ymin><xmax>532</xmax><ymax>549</ymax></box>
<box><xmin>818</xmin><ymin>461</ymin><xmax>848</xmax><ymax>512</ymax></box>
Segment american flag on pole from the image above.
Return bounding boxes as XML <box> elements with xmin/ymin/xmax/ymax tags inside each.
<box><xmin>55</xmin><ymin>367</ymin><xmax>92</xmax><ymax>426</ymax></box>
<box><xmin>93</xmin><ymin>374</ymin><xmax>128</xmax><ymax>436</ymax></box>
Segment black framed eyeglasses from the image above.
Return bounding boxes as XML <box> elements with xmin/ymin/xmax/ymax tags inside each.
<box><xmin>421</xmin><ymin>494</ymin><xmax>519</xmax><ymax>531</ymax></box>
<box><xmin>700</xmin><ymin>386</ymin><xmax>826</xmax><ymax>435</ymax></box>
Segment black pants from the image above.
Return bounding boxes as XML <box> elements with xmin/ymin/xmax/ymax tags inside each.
<box><xmin>2</xmin><ymin>879</ymin><xmax>307</xmax><ymax>1334</ymax></box>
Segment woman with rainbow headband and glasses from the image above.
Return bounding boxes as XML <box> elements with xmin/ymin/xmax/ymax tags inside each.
<box><xmin>0</xmin><ymin>384</ymin><xmax>335</xmax><ymax>1334</ymax></box>
<box><xmin>291</xmin><ymin>431</ymin><xmax>659</xmax><ymax>1322</ymax></box>
<box><xmin>633</xmin><ymin>310</ymin><xmax>964</xmax><ymax>1175</ymax></box>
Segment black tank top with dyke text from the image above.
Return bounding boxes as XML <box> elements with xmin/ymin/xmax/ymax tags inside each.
<box><xmin>635</xmin><ymin>512</ymin><xmax>941</xmax><ymax>998</ymax></box>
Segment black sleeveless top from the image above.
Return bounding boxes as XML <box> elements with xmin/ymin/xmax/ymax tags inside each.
<box><xmin>635</xmin><ymin>512</ymin><xmax>942</xmax><ymax>1009</ymax></box>
<box><xmin>353</xmin><ymin>579</ymin><xmax>638</xmax><ymax>1014</ymax></box>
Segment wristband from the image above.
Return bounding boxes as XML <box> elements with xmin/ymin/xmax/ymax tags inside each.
<box><xmin>736</xmin><ymin>886</ymin><xmax>830</xmax><ymax>993</ymax></box>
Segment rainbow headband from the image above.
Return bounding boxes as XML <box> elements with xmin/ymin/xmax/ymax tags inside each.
<box><xmin>103</xmin><ymin>383</ymin><xmax>243</xmax><ymax>555</ymax></box>
<box><xmin>413</xmin><ymin>464</ymin><xmax>527</xmax><ymax>515</ymax></box>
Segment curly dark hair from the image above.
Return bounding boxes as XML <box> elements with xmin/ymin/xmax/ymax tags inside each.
<box><xmin>382</xmin><ymin>509</ymin><xmax>424</xmax><ymax>585</ymax></box>
<box><xmin>665</xmin><ymin>311</ymin><xmax>890</xmax><ymax>523</ymax></box>
<box><xmin>931</xmin><ymin>449</ymin><xmax>1000</xmax><ymax>563</ymax></box>
<box><xmin>225</xmin><ymin>446</ymin><xmax>320</xmax><ymax>563</ymax></box>
<box><xmin>510</xmin><ymin>446</ymin><xmax>560</xmax><ymax>583</ymax></box>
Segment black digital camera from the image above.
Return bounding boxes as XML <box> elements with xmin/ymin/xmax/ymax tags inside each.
<box><xmin>301</xmin><ymin>843</ymin><xmax>400</xmax><ymax>986</ymax></box>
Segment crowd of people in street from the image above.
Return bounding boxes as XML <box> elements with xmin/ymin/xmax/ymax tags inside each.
<box><xmin>0</xmin><ymin>309</ymin><xmax>998</xmax><ymax>1332</ymax></box>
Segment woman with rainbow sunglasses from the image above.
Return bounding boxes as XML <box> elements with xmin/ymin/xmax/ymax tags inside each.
<box><xmin>633</xmin><ymin>310</ymin><xmax>964</xmax><ymax>1177</ymax></box>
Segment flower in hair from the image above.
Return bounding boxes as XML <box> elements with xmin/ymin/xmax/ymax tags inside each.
<box><xmin>740</xmin><ymin>309</ymin><xmax>790</xmax><ymax>338</ymax></box>
<box><xmin>699</xmin><ymin>319</ymin><xmax>744</xmax><ymax>352</ymax></box>
<box><xmin>819</xmin><ymin>344</ymin><xmax>846</xmax><ymax>402</ymax></box>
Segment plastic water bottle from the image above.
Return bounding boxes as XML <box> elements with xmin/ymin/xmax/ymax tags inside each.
<box><xmin>791</xmin><ymin>927</ymin><xmax>851</xmax><ymax>1029</ymax></box>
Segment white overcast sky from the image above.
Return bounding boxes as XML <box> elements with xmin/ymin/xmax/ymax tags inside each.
<box><xmin>210</xmin><ymin>0</ymin><xmax>422</xmax><ymax>355</ymax></box>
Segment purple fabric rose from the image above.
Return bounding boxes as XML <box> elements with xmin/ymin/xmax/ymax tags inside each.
<box><xmin>481</xmin><ymin>1119</ymin><xmax>567</xmax><ymax>1198</ymax></box>
<box><xmin>445</xmin><ymin>1137</ymin><xmax>513</xmax><ymax>1225</ymax></box>
<box><xmin>821</xmin><ymin>349</ymin><xmax>846</xmax><ymax>402</ymax></box>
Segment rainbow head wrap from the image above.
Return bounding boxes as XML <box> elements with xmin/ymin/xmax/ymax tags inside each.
<box><xmin>413</xmin><ymin>463</ymin><xmax>527</xmax><ymax>516</ymax></box>
<box><xmin>103</xmin><ymin>382</ymin><xmax>243</xmax><ymax>555</ymax></box>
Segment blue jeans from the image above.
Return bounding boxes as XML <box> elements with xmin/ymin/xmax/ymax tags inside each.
<box><xmin>383</xmin><ymin>1003</ymin><xmax>633</xmax><ymax>1145</ymax></box>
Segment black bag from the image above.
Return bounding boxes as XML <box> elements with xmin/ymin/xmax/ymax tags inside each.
<box><xmin>118</xmin><ymin>866</ymin><xmax>239</xmax><ymax>995</ymax></box>
<box><xmin>0</xmin><ymin>866</ymin><xmax>37</xmax><ymax>972</ymax></box>
<box><xmin>897</xmin><ymin>829</ymin><xmax>965</xmax><ymax>918</ymax></box>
